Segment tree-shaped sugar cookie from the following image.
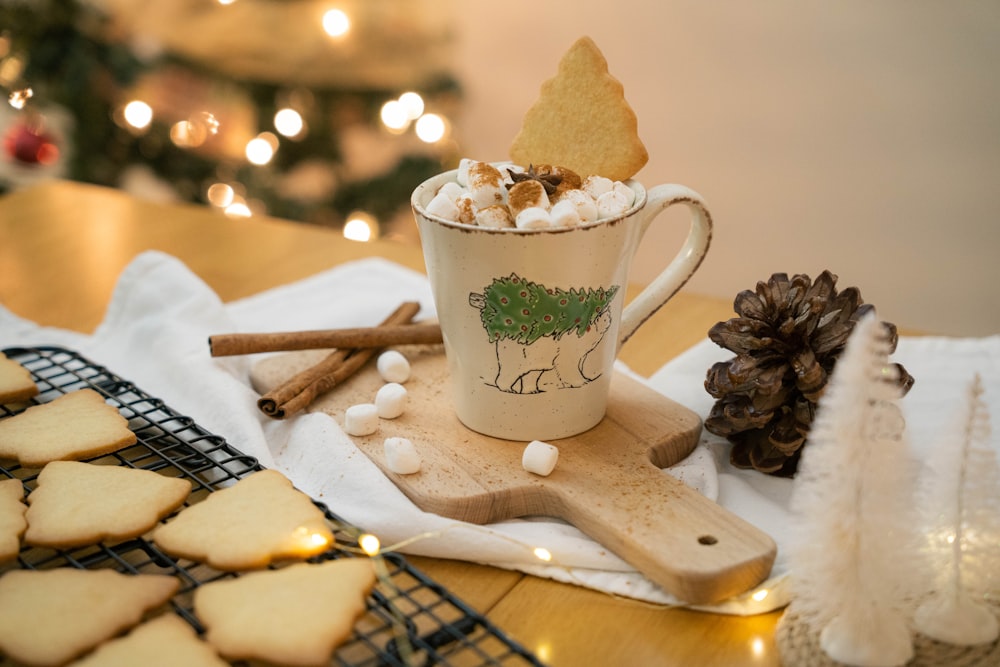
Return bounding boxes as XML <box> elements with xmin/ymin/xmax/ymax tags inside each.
<box><xmin>24</xmin><ymin>461</ymin><xmax>192</xmax><ymax>548</ymax></box>
<box><xmin>152</xmin><ymin>468</ymin><xmax>334</xmax><ymax>570</ymax></box>
<box><xmin>194</xmin><ymin>558</ymin><xmax>376</xmax><ymax>666</ymax></box>
<box><xmin>0</xmin><ymin>388</ymin><xmax>137</xmax><ymax>467</ymax></box>
<box><xmin>510</xmin><ymin>36</ymin><xmax>648</xmax><ymax>182</ymax></box>
<box><xmin>0</xmin><ymin>568</ymin><xmax>178</xmax><ymax>666</ymax></box>
<box><xmin>0</xmin><ymin>478</ymin><xmax>27</xmax><ymax>563</ymax></box>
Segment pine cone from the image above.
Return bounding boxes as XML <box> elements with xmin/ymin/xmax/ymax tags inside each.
<box><xmin>704</xmin><ymin>271</ymin><xmax>914</xmax><ymax>476</ymax></box>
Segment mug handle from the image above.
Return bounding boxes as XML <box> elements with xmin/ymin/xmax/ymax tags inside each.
<box><xmin>618</xmin><ymin>184</ymin><xmax>713</xmax><ymax>348</ymax></box>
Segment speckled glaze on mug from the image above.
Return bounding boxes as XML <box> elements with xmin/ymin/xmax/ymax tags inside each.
<box><xmin>412</xmin><ymin>166</ymin><xmax>712</xmax><ymax>441</ymax></box>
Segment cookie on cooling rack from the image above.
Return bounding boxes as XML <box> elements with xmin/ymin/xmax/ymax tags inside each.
<box><xmin>0</xmin><ymin>352</ymin><xmax>39</xmax><ymax>404</ymax></box>
<box><xmin>70</xmin><ymin>613</ymin><xmax>229</xmax><ymax>667</ymax></box>
<box><xmin>24</xmin><ymin>461</ymin><xmax>191</xmax><ymax>548</ymax></box>
<box><xmin>0</xmin><ymin>478</ymin><xmax>27</xmax><ymax>563</ymax></box>
<box><xmin>0</xmin><ymin>388</ymin><xmax>137</xmax><ymax>467</ymax></box>
<box><xmin>194</xmin><ymin>558</ymin><xmax>376</xmax><ymax>666</ymax></box>
<box><xmin>0</xmin><ymin>568</ymin><xmax>178</xmax><ymax>666</ymax></box>
<box><xmin>152</xmin><ymin>468</ymin><xmax>334</xmax><ymax>571</ymax></box>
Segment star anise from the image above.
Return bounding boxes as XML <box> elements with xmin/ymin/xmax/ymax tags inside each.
<box><xmin>506</xmin><ymin>164</ymin><xmax>563</xmax><ymax>195</ymax></box>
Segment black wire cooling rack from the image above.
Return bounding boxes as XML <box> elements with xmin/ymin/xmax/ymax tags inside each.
<box><xmin>0</xmin><ymin>345</ymin><xmax>544</xmax><ymax>667</ymax></box>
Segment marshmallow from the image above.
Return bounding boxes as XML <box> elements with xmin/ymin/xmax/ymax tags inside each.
<box><xmin>375</xmin><ymin>382</ymin><xmax>408</xmax><ymax>419</ymax></box>
<box><xmin>596</xmin><ymin>189</ymin><xmax>631</xmax><ymax>219</ymax></box>
<box><xmin>515</xmin><ymin>206</ymin><xmax>552</xmax><ymax>230</ymax></box>
<box><xmin>437</xmin><ymin>181</ymin><xmax>465</xmax><ymax>201</ymax></box>
<box><xmin>476</xmin><ymin>204</ymin><xmax>515</xmax><ymax>229</ymax></box>
<box><xmin>522</xmin><ymin>440</ymin><xmax>559</xmax><ymax>476</ymax></box>
<box><xmin>507</xmin><ymin>179</ymin><xmax>550</xmax><ymax>217</ymax></box>
<box><xmin>550</xmin><ymin>199</ymin><xmax>582</xmax><ymax>228</ymax></box>
<box><xmin>582</xmin><ymin>175</ymin><xmax>614</xmax><ymax>199</ymax></box>
<box><xmin>455</xmin><ymin>193</ymin><xmax>477</xmax><ymax>224</ymax></box>
<box><xmin>377</xmin><ymin>350</ymin><xmax>411</xmax><ymax>383</ymax></box>
<box><xmin>557</xmin><ymin>189</ymin><xmax>599</xmax><ymax>223</ymax></box>
<box><xmin>456</xmin><ymin>158</ymin><xmax>475</xmax><ymax>186</ymax></box>
<box><xmin>613</xmin><ymin>180</ymin><xmax>636</xmax><ymax>208</ymax></box>
<box><xmin>384</xmin><ymin>437</ymin><xmax>421</xmax><ymax>475</ymax></box>
<box><xmin>344</xmin><ymin>403</ymin><xmax>379</xmax><ymax>436</ymax></box>
<box><xmin>425</xmin><ymin>191</ymin><xmax>460</xmax><ymax>221</ymax></box>
<box><xmin>467</xmin><ymin>162</ymin><xmax>506</xmax><ymax>209</ymax></box>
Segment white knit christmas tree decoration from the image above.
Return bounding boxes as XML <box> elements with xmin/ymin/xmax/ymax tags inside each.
<box><xmin>787</xmin><ymin>312</ymin><xmax>916</xmax><ymax>667</ymax></box>
<box><xmin>913</xmin><ymin>373</ymin><xmax>1000</xmax><ymax>645</ymax></box>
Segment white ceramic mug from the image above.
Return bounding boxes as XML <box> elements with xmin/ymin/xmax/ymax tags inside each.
<box><xmin>411</xmin><ymin>167</ymin><xmax>712</xmax><ymax>440</ymax></box>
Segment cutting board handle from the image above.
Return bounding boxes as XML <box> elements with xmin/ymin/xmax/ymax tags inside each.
<box><xmin>550</xmin><ymin>456</ymin><xmax>776</xmax><ymax>605</ymax></box>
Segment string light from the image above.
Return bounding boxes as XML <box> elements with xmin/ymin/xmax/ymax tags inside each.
<box><xmin>343</xmin><ymin>211</ymin><xmax>377</xmax><ymax>242</ymax></box>
<box><xmin>7</xmin><ymin>87</ymin><xmax>32</xmax><ymax>110</ymax></box>
<box><xmin>750</xmin><ymin>636</ymin><xmax>766</xmax><ymax>657</ymax></box>
<box><xmin>358</xmin><ymin>533</ymin><xmax>381</xmax><ymax>556</ymax></box>
<box><xmin>322</xmin><ymin>9</ymin><xmax>350</xmax><ymax>37</ymax></box>
<box><xmin>206</xmin><ymin>182</ymin><xmax>235</xmax><ymax>208</ymax></box>
<box><xmin>224</xmin><ymin>198</ymin><xmax>252</xmax><ymax>218</ymax></box>
<box><xmin>122</xmin><ymin>100</ymin><xmax>153</xmax><ymax>130</ymax></box>
<box><xmin>274</xmin><ymin>108</ymin><xmax>304</xmax><ymax>138</ymax></box>
<box><xmin>751</xmin><ymin>588</ymin><xmax>769</xmax><ymax>602</ymax></box>
<box><xmin>397</xmin><ymin>92</ymin><xmax>424</xmax><ymax>120</ymax></box>
<box><xmin>245</xmin><ymin>132</ymin><xmax>278</xmax><ymax>165</ymax></box>
<box><xmin>415</xmin><ymin>113</ymin><xmax>446</xmax><ymax>143</ymax></box>
<box><xmin>533</xmin><ymin>547</ymin><xmax>553</xmax><ymax>562</ymax></box>
<box><xmin>379</xmin><ymin>100</ymin><xmax>409</xmax><ymax>132</ymax></box>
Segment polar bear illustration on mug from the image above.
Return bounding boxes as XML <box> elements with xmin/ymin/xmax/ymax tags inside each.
<box><xmin>468</xmin><ymin>274</ymin><xmax>619</xmax><ymax>394</ymax></box>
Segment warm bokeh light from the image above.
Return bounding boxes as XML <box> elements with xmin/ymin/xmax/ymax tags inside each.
<box><xmin>122</xmin><ymin>100</ymin><xmax>153</xmax><ymax>129</ymax></box>
<box><xmin>217</xmin><ymin>0</ymin><xmax>237</xmax><ymax>5</ymax></box>
<box><xmin>170</xmin><ymin>120</ymin><xmax>207</xmax><ymax>148</ymax></box>
<box><xmin>7</xmin><ymin>87</ymin><xmax>32</xmax><ymax>110</ymax></box>
<box><xmin>245</xmin><ymin>133</ymin><xmax>277</xmax><ymax>165</ymax></box>
<box><xmin>224</xmin><ymin>200</ymin><xmax>252</xmax><ymax>218</ymax></box>
<box><xmin>206</xmin><ymin>182</ymin><xmax>235</xmax><ymax>207</ymax></box>
<box><xmin>358</xmin><ymin>533</ymin><xmax>381</xmax><ymax>556</ymax></box>
<box><xmin>322</xmin><ymin>9</ymin><xmax>350</xmax><ymax>37</ymax></box>
<box><xmin>379</xmin><ymin>100</ymin><xmax>408</xmax><ymax>131</ymax></box>
<box><xmin>750</xmin><ymin>636</ymin><xmax>766</xmax><ymax>658</ymax></box>
<box><xmin>397</xmin><ymin>91</ymin><xmax>424</xmax><ymax>120</ymax></box>
<box><xmin>533</xmin><ymin>547</ymin><xmax>552</xmax><ymax>562</ymax></box>
<box><xmin>274</xmin><ymin>108</ymin><xmax>304</xmax><ymax>137</ymax></box>
<box><xmin>343</xmin><ymin>211</ymin><xmax>376</xmax><ymax>242</ymax></box>
<box><xmin>415</xmin><ymin>113</ymin><xmax>446</xmax><ymax>143</ymax></box>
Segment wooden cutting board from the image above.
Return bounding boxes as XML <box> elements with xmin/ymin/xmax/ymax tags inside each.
<box><xmin>250</xmin><ymin>346</ymin><xmax>776</xmax><ymax>604</ymax></box>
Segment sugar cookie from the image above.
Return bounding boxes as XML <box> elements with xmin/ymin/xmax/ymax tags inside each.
<box><xmin>509</xmin><ymin>36</ymin><xmax>648</xmax><ymax>182</ymax></box>
<box><xmin>194</xmin><ymin>558</ymin><xmax>376</xmax><ymax>666</ymax></box>
<box><xmin>0</xmin><ymin>388</ymin><xmax>136</xmax><ymax>467</ymax></box>
<box><xmin>0</xmin><ymin>478</ymin><xmax>27</xmax><ymax>563</ymax></box>
<box><xmin>152</xmin><ymin>468</ymin><xmax>333</xmax><ymax>571</ymax></box>
<box><xmin>0</xmin><ymin>568</ymin><xmax>178</xmax><ymax>666</ymax></box>
<box><xmin>24</xmin><ymin>461</ymin><xmax>191</xmax><ymax>548</ymax></box>
<box><xmin>0</xmin><ymin>352</ymin><xmax>38</xmax><ymax>404</ymax></box>
<box><xmin>68</xmin><ymin>613</ymin><xmax>228</xmax><ymax>667</ymax></box>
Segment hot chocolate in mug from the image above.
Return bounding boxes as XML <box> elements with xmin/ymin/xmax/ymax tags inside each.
<box><xmin>411</xmin><ymin>165</ymin><xmax>713</xmax><ymax>441</ymax></box>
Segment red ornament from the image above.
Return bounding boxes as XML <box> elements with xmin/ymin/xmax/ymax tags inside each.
<box><xmin>3</xmin><ymin>121</ymin><xmax>60</xmax><ymax>166</ymax></box>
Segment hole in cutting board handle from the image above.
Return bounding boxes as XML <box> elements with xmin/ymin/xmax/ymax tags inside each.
<box><xmin>697</xmin><ymin>535</ymin><xmax>718</xmax><ymax>546</ymax></box>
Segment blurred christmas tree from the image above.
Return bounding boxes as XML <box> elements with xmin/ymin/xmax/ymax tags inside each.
<box><xmin>0</xmin><ymin>0</ymin><xmax>461</xmax><ymax>235</ymax></box>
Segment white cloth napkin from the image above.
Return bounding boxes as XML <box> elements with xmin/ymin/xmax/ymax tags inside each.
<box><xmin>2</xmin><ymin>250</ymin><xmax>997</xmax><ymax>615</ymax></box>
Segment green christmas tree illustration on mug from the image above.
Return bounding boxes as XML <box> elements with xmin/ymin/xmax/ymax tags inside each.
<box><xmin>469</xmin><ymin>274</ymin><xmax>619</xmax><ymax>393</ymax></box>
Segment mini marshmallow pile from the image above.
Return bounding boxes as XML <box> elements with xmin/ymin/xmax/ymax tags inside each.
<box><xmin>342</xmin><ymin>349</ymin><xmax>422</xmax><ymax>475</ymax></box>
<box><xmin>423</xmin><ymin>159</ymin><xmax>637</xmax><ymax>230</ymax></box>
<box><xmin>343</xmin><ymin>348</ymin><xmax>563</xmax><ymax>478</ymax></box>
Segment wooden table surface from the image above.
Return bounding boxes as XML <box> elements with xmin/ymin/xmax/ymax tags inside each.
<box><xmin>0</xmin><ymin>181</ymin><xmax>783</xmax><ymax>666</ymax></box>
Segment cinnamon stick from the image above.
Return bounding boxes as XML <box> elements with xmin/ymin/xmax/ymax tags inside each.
<box><xmin>209</xmin><ymin>323</ymin><xmax>442</xmax><ymax>357</ymax></box>
<box><xmin>256</xmin><ymin>302</ymin><xmax>421</xmax><ymax>419</ymax></box>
